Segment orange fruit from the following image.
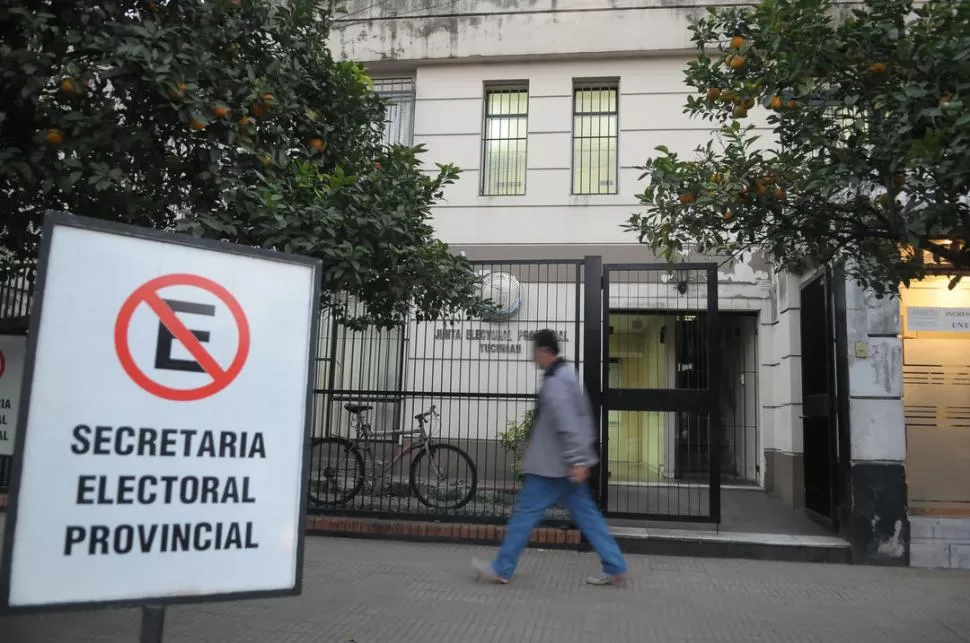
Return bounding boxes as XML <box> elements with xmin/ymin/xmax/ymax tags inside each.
<box><xmin>723</xmin><ymin>210</ymin><xmax>734</xmax><ymax>221</ymax></box>
<box><xmin>310</xmin><ymin>138</ymin><xmax>326</xmax><ymax>151</ymax></box>
<box><xmin>706</xmin><ymin>88</ymin><xmax>722</xmax><ymax>101</ymax></box>
<box><xmin>188</xmin><ymin>118</ymin><xmax>207</xmax><ymax>131</ymax></box>
<box><xmin>939</xmin><ymin>94</ymin><xmax>952</xmax><ymax>108</ymax></box>
<box><xmin>721</xmin><ymin>90</ymin><xmax>737</xmax><ymax>103</ymax></box>
<box><xmin>869</xmin><ymin>62</ymin><xmax>887</xmax><ymax>74</ymax></box>
<box><xmin>45</xmin><ymin>129</ymin><xmax>64</xmax><ymax>144</ymax></box>
<box><xmin>743</xmin><ymin>97</ymin><xmax>755</xmax><ymax>109</ymax></box>
<box><xmin>60</xmin><ymin>77</ymin><xmax>78</xmax><ymax>95</ymax></box>
<box><xmin>730</xmin><ymin>35</ymin><xmax>745</xmax><ymax>49</ymax></box>
<box><xmin>770</xmin><ymin>95</ymin><xmax>783</xmax><ymax>110</ymax></box>
<box><xmin>679</xmin><ymin>192</ymin><xmax>696</xmax><ymax>205</ymax></box>
<box><xmin>732</xmin><ymin>105</ymin><xmax>748</xmax><ymax>118</ymax></box>
<box><xmin>261</xmin><ymin>92</ymin><xmax>275</xmax><ymax>104</ymax></box>
<box><xmin>755</xmin><ymin>180</ymin><xmax>767</xmax><ymax>194</ymax></box>
<box><xmin>211</xmin><ymin>104</ymin><xmax>230</xmax><ymax>119</ymax></box>
<box><xmin>787</xmin><ymin>99</ymin><xmax>798</xmax><ymax>109</ymax></box>
<box><xmin>375</xmin><ymin>162</ymin><xmax>382</xmax><ymax>169</ymax></box>
<box><xmin>729</xmin><ymin>55</ymin><xmax>746</xmax><ymax>70</ymax></box>
<box><xmin>251</xmin><ymin>102</ymin><xmax>269</xmax><ymax>119</ymax></box>
<box><xmin>774</xmin><ymin>187</ymin><xmax>786</xmax><ymax>199</ymax></box>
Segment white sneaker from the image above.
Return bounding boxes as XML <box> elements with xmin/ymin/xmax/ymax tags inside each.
<box><xmin>472</xmin><ymin>558</ymin><xmax>509</xmax><ymax>584</ymax></box>
<box><xmin>586</xmin><ymin>572</ymin><xmax>627</xmax><ymax>586</ymax></box>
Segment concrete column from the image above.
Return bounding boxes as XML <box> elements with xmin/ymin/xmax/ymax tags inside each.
<box><xmin>762</xmin><ymin>272</ymin><xmax>804</xmax><ymax>509</ymax></box>
<box><xmin>843</xmin><ymin>279</ymin><xmax>909</xmax><ymax>565</ymax></box>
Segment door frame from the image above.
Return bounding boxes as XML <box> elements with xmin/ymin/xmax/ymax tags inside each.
<box><xmin>799</xmin><ymin>270</ymin><xmax>843</xmax><ymax>531</ymax></box>
<box><xmin>599</xmin><ymin>263</ymin><xmax>722</xmax><ymax>523</ymax></box>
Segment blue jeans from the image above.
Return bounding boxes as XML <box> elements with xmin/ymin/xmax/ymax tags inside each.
<box><xmin>492</xmin><ymin>474</ymin><xmax>627</xmax><ymax>580</ymax></box>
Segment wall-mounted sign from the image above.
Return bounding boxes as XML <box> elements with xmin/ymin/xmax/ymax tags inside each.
<box><xmin>434</xmin><ymin>327</ymin><xmax>570</xmax><ymax>354</ymax></box>
<box><xmin>906</xmin><ymin>307</ymin><xmax>970</xmax><ymax>333</ymax></box>
<box><xmin>0</xmin><ymin>334</ymin><xmax>27</xmax><ymax>456</ymax></box>
<box><xmin>479</xmin><ymin>272</ymin><xmax>522</xmax><ymax>319</ymax></box>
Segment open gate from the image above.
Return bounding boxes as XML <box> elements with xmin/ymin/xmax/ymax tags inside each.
<box><xmin>598</xmin><ymin>263</ymin><xmax>722</xmax><ymax>523</ymax></box>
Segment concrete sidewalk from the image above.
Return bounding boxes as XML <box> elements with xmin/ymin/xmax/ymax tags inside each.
<box><xmin>2</xmin><ymin>535</ymin><xmax>970</xmax><ymax>643</ymax></box>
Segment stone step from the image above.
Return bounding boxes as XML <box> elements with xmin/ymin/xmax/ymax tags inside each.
<box><xmin>608</xmin><ymin>525</ymin><xmax>852</xmax><ymax>564</ymax></box>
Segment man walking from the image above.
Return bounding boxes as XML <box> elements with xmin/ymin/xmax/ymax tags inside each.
<box><xmin>473</xmin><ymin>329</ymin><xmax>628</xmax><ymax>585</ymax></box>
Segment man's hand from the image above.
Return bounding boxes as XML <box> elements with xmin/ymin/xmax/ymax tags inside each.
<box><xmin>569</xmin><ymin>465</ymin><xmax>589</xmax><ymax>484</ymax></box>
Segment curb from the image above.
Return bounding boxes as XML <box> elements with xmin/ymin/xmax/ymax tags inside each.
<box><xmin>305</xmin><ymin>514</ymin><xmax>581</xmax><ymax>548</ymax></box>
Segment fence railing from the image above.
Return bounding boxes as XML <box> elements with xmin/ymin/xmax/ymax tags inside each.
<box><xmin>306</xmin><ymin>259</ymin><xmax>585</xmax><ymax>524</ymax></box>
<box><xmin>0</xmin><ymin>263</ymin><xmax>35</xmax><ymax>326</ymax></box>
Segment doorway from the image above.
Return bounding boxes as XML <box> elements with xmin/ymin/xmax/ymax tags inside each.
<box><xmin>799</xmin><ymin>273</ymin><xmax>840</xmax><ymax>527</ymax></box>
<box><xmin>605</xmin><ymin>311</ymin><xmax>759</xmax><ymax>487</ymax></box>
<box><xmin>600</xmin><ymin>263</ymin><xmax>722</xmax><ymax>522</ymax></box>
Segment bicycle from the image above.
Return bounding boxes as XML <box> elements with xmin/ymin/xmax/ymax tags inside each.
<box><xmin>308</xmin><ymin>403</ymin><xmax>479</xmax><ymax>510</ymax></box>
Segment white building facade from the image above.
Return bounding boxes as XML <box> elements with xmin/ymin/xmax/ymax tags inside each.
<box><xmin>320</xmin><ymin>0</ymin><xmax>969</xmax><ymax>567</ymax></box>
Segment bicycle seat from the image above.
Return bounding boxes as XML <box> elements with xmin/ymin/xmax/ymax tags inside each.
<box><xmin>345</xmin><ymin>404</ymin><xmax>373</xmax><ymax>413</ymax></box>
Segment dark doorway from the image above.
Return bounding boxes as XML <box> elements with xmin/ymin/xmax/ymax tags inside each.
<box><xmin>799</xmin><ymin>273</ymin><xmax>840</xmax><ymax>528</ymax></box>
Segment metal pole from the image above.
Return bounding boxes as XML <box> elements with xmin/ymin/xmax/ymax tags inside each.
<box><xmin>139</xmin><ymin>605</ymin><xmax>166</xmax><ymax>643</ymax></box>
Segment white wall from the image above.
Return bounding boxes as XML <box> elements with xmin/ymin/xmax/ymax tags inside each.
<box><xmin>332</xmin><ymin>0</ymin><xmax>733</xmax><ymax>63</ymax></box>
<box><xmin>407</xmin><ymin>59</ymin><xmax>773</xmax><ymax>246</ymax></box>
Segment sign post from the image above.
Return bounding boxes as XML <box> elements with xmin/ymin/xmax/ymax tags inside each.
<box><xmin>0</xmin><ymin>334</ymin><xmax>27</xmax><ymax>456</ymax></box>
<box><xmin>0</xmin><ymin>213</ymin><xmax>321</xmax><ymax>640</ymax></box>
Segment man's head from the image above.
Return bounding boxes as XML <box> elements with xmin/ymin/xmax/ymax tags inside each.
<box><xmin>532</xmin><ymin>329</ymin><xmax>560</xmax><ymax>369</ymax></box>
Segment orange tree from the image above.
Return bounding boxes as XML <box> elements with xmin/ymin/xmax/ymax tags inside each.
<box><xmin>626</xmin><ymin>0</ymin><xmax>970</xmax><ymax>295</ymax></box>
<box><xmin>0</xmin><ymin>0</ymin><xmax>489</xmax><ymax>326</ymax></box>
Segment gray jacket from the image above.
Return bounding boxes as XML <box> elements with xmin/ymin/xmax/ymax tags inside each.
<box><xmin>520</xmin><ymin>360</ymin><xmax>599</xmax><ymax>478</ymax></box>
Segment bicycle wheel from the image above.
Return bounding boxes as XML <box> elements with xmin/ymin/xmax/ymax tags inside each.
<box><xmin>308</xmin><ymin>437</ymin><xmax>364</xmax><ymax>506</ymax></box>
<box><xmin>410</xmin><ymin>443</ymin><xmax>478</xmax><ymax>510</ymax></box>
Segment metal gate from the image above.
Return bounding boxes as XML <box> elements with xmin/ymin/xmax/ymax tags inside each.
<box><xmin>598</xmin><ymin>263</ymin><xmax>721</xmax><ymax>523</ymax></box>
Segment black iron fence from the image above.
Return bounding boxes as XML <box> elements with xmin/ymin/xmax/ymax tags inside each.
<box><xmin>0</xmin><ymin>254</ymin><xmax>737</xmax><ymax>527</ymax></box>
<box><xmin>0</xmin><ymin>264</ymin><xmax>35</xmax><ymax>327</ymax></box>
<box><xmin>307</xmin><ymin>259</ymin><xmax>586</xmax><ymax>523</ymax></box>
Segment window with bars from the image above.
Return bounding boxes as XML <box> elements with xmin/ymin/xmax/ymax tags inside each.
<box><xmin>373</xmin><ymin>78</ymin><xmax>415</xmax><ymax>146</ymax></box>
<box><xmin>481</xmin><ymin>84</ymin><xmax>529</xmax><ymax>196</ymax></box>
<box><xmin>572</xmin><ymin>83</ymin><xmax>618</xmax><ymax>195</ymax></box>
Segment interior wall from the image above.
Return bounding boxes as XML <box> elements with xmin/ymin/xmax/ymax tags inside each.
<box><xmin>608</xmin><ymin>315</ymin><xmax>670</xmax><ymax>480</ymax></box>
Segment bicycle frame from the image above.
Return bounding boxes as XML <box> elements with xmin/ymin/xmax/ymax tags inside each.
<box><xmin>350</xmin><ymin>407</ymin><xmax>440</xmax><ymax>481</ymax></box>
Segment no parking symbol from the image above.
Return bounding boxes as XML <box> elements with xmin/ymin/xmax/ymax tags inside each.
<box><xmin>114</xmin><ymin>273</ymin><xmax>251</xmax><ymax>402</ymax></box>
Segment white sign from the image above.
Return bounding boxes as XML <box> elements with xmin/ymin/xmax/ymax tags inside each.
<box><xmin>0</xmin><ymin>335</ymin><xmax>27</xmax><ymax>456</ymax></box>
<box><xmin>906</xmin><ymin>307</ymin><xmax>970</xmax><ymax>333</ymax></box>
<box><xmin>1</xmin><ymin>214</ymin><xmax>320</xmax><ymax>610</ymax></box>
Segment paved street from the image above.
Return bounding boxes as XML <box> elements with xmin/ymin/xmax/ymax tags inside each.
<box><xmin>2</xmin><ymin>533</ymin><xmax>970</xmax><ymax>643</ymax></box>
